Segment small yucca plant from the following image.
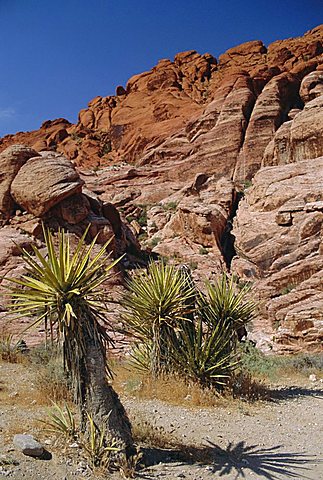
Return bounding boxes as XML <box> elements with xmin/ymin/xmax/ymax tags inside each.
<box><xmin>122</xmin><ymin>266</ymin><xmax>256</xmax><ymax>389</ymax></box>
<box><xmin>203</xmin><ymin>275</ymin><xmax>256</xmax><ymax>336</ymax></box>
<box><xmin>173</xmin><ymin>314</ymin><xmax>237</xmax><ymax>388</ymax></box>
<box><xmin>0</xmin><ymin>333</ymin><xmax>20</xmax><ymax>362</ymax></box>
<box><xmin>40</xmin><ymin>402</ymin><xmax>78</xmax><ymax>439</ymax></box>
<box><xmin>82</xmin><ymin>413</ymin><xmax>119</xmax><ymax>469</ymax></box>
<box><xmin>122</xmin><ymin>261</ymin><xmax>195</xmax><ymax>376</ymax></box>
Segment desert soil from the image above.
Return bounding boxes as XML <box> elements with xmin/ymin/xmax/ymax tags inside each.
<box><xmin>0</xmin><ymin>361</ymin><xmax>322</xmax><ymax>480</ymax></box>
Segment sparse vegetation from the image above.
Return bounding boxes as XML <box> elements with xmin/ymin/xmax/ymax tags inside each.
<box><xmin>239</xmin><ymin>342</ymin><xmax>323</xmax><ymax>381</ymax></box>
<box><xmin>99</xmin><ymin>140</ymin><xmax>112</xmax><ymax>156</ymax></box>
<box><xmin>82</xmin><ymin>413</ymin><xmax>119</xmax><ymax>469</ymax></box>
<box><xmin>33</xmin><ymin>351</ymin><xmax>72</xmax><ymax>403</ymax></box>
<box><xmin>40</xmin><ymin>402</ymin><xmax>77</xmax><ymax>439</ymax></box>
<box><xmin>198</xmin><ymin>246</ymin><xmax>209</xmax><ymax>255</ymax></box>
<box><xmin>137</xmin><ymin>209</ymin><xmax>148</xmax><ymax>227</ymax></box>
<box><xmin>0</xmin><ymin>333</ymin><xmax>20</xmax><ymax>363</ymax></box>
<box><xmin>188</xmin><ymin>260</ymin><xmax>198</xmax><ymax>270</ymax></box>
<box><xmin>149</xmin><ymin>236</ymin><xmax>161</xmax><ymax>248</ymax></box>
<box><xmin>242</xmin><ymin>179</ymin><xmax>252</xmax><ymax>190</ymax></box>
<box><xmin>280</xmin><ymin>283</ymin><xmax>296</xmax><ymax>295</ymax></box>
<box><xmin>161</xmin><ymin>201</ymin><xmax>178</xmax><ymax>212</ymax></box>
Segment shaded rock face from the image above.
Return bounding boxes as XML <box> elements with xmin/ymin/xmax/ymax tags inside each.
<box><xmin>145</xmin><ymin>175</ymin><xmax>235</xmax><ymax>284</ymax></box>
<box><xmin>232</xmin><ymin>158</ymin><xmax>323</xmax><ymax>353</ymax></box>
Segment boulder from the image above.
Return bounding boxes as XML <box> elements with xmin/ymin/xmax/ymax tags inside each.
<box><xmin>11</xmin><ymin>153</ymin><xmax>84</xmax><ymax>217</ymax></box>
<box><xmin>59</xmin><ymin>193</ymin><xmax>90</xmax><ymax>224</ymax></box>
<box><xmin>0</xmin><ymin>145</ymin><xmax>39</xmax><ymax>218</ymax></box>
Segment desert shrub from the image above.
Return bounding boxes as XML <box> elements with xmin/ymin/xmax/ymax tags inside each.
<box><xmin>226</xmin><ymin>371</ymin><xmax>270</xmax><ymax>401</ymax></box>
<box><xmin>26</xmin><ymin>344</ymin><xmax>72</xmax><ymax>402</ymax></box>
<box><xmin>238</xmin><ymin>343</ymin><xmax>323</xmax><ymax>381</ymax></box>
<box><xmin>238</xmin><ymin>342</ymin><xmax>277</xmax><ymax>378</ymax></box>
<box><xmin>131</xmin><ymin>415</ymin><xmax>175</xmax><ymax>449</ymax></box>
<box><xmin>149</xmin><ymin>236</ymin><xmax>161</xmax><ymax>248</ymax></box>
<box><xmin>34</xmin><ymin>355</ymin><xmax>72</xmax><ymax>403</ymax></box>
<box><xmin>285</xmin><ymin>353</ymin><xmax>323</xmax><ymax>372</ymax></box>
<box><xmin>161</xmin><ymin>201</ymin><xmax>178</xmax><ymax>212</ymax></box>
<box><xmin>280</xmin><ymin>283</ymin><xmax>296</xmax><ymax>295</ymax></box>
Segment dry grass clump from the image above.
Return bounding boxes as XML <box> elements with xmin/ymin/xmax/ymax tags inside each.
<box><xmin>113</xmin><ymin>358</ymin><xmax>271</xmax><ymax>406</ymax></box>
<box><xmin>0</xmin><ymin>332</ymin><xmax>22</xmax><ymax>363</ymax></box>
<box><xmin>27</xmin><ymin>344</ymin><xmax>72</xmax><ymax>404</ymax></box>
<box><xmin>113</xmin><ymin>361</ymin><xmax>222</xmax><ymax>407</ymax></box>
<box><xmin>225</xmin><ymin>371</ymin><xmax>270</xmax><ymax>401</ymax></box>
<box><xmin>131</xmin><ymin>414</ymin><xmax>177</xmax><ymax>449</ymax></box>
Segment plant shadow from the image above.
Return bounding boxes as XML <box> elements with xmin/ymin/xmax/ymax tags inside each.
<box><xmin>269</xmin><ymin>386</ymin><xmax>323</xmax><ymax>401</ymax></box>
<box><xmin>139</xmin><ymin>440</ymin><xmax>320</xmax><ymax>479</ymax></box>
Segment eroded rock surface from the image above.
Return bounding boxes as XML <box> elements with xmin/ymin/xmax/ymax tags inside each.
<box><xmin>232</xmin><ymin>158</ymin><xmax>323</xmax><ymax>353</ymax></box>
<box><xmin>0</xmin><ymin>26</ymin><xmax>323</xmax><ymax>352</ymax></box>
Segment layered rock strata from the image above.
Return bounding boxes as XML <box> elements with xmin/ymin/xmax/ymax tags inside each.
<box><xmin>0</xmin><ymin>26</ymin><xmax>323</xmax><ymax>352</ymax></box>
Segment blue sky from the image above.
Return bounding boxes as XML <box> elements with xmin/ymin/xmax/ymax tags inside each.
<box><xmin>0</xmin><ymin>0</ymin><xmax>322</xmax><ymax>136</ymax></box>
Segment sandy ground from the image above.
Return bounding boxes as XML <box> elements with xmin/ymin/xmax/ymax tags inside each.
<box><xmin>0</xmin><ymin>361</ymin><xmax>322</xmax><ymax>480</ymax></box>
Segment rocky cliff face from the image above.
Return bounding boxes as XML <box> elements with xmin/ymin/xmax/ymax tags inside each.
<box><xmin>0</xmin><ymin>25</ymin><xmax>322</xmax><ymax>352</ymax></box>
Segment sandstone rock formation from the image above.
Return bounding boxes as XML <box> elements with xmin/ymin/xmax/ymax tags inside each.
<box><xmin>0</xmin><ymin>25</ymin><xmax>322</xmax><ymax>173</ymax></box>
<box><xmin>0</xmin><ymin>25</ymin><xmax>323</xmax><ymax>352</ymax></box>
<box><xmin>232</xmin><ymin>158</ymin><xmax>323</xmax><ymax>353</ymax></box>
<box><xmin>0</xmin><ymin>145</ymin><xmax>39</xmax><ymax>219</ymax></box>
<box><xmin>145</xmin><ymin>175</ymin><xmax>235</xmax><ymax>282</ymax></box>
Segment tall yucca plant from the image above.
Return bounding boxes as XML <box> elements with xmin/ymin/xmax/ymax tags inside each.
<box><xmin>122</xmin><ymin>261</ymin><xmax>195</xmax><ymax>376</ymax></box>
<box><xmin>3</xmin><ymin>226</ymin><xmax>133</xmax><ymax>452</ymax></box>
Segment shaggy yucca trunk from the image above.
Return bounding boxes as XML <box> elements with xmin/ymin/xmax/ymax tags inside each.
<box><xmin>83</xmin><ymin>336</ymin><xmax>133</xmax><ymax>452</ymax></box>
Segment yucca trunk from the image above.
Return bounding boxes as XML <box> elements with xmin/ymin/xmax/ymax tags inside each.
<box><xmin>76</xmin><ymin>309</ymin><xmax>134</xmax><ymax>455</ymax></box>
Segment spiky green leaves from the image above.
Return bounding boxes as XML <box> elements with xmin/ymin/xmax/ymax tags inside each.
<box><xmin>3</xmin><ymin>225</ymin><xmax>119</xmax><ymax>403</ymax></box>
<box><xmin>5</xmin><ymin>226</ymin><xmax>118</xmax><ymax>330</ymax></box>
<box><xmin>122</xmin><ymin>266</ymin><xmax>256</xmax><ymax>389</ymax></box>
<box><xmin>203</xmin><ymin>275</ymin><xmax>256</xmax><ymax>330</ymax></box>
<box><xmin>122</xmin><ymin>262</ymin><xmax>196</xmax><ymax>376</ymax></box>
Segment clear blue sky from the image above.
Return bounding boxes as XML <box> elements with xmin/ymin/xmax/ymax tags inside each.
<box><xmin>0</xmin><ymin>0</ymin><xmax>322</xmax><ymax>136</ymax></box>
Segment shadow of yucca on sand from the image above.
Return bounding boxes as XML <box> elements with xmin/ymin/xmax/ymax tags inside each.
<box><xmin>141</xmin><ymin>441</ymin><xmax>320</xmax><ymax>479</ymax></box>
<box><xmin>205</xmin><ymin>441</ymin><xmax>319</xmax><ymax>479</ymax></box>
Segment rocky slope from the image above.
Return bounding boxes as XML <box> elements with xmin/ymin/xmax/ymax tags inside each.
<box><xmin>0</xmin><ymin>25</ymin><xmax>322</xmax><ymax>352</ymax></box>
